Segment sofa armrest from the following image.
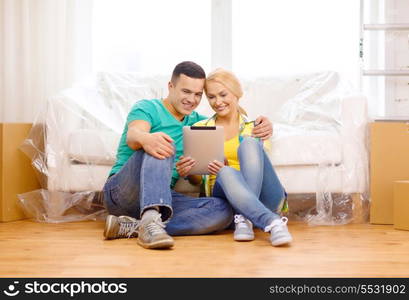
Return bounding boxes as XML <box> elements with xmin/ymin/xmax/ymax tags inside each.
<box><xmin>46</xmin><ymin>86</ymin><xmax>111</xmax><ymax>191</ymax></box>
<box><xmin>340</xmin><ymin>94</ymin><xmax>368</xmax><ymax>130</ymax></box>
<box><xmin>339</xmin><ymin>94</ymin><xmax>369</xmax><ymax>193</ymax></box>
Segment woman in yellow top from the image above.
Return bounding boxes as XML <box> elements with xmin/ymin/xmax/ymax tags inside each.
<box><xmin>176</xmin><ymin>68</ymin><xmax>292</xmax><ymax>246</ymax></box>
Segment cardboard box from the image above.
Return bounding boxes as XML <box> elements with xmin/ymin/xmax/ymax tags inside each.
<box><xmin>0</xmin><ymin>123</ymin><xmax>41</xmax><ymax>222</ymax></box>
<box><xmin>393</xmin><ymin>181</ymin><xmax>409</xmax><ymax>231</ymax></box>
<box><xmin>370</xmin><ymin>122</ymin><xmax>409</xmax><ymax>224</ymax></box>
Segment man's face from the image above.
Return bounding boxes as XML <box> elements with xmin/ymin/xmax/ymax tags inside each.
<box><xmin>168</xmin><ymin>74</ymin><xmax>205</xmax><ymax>116</ymax></box>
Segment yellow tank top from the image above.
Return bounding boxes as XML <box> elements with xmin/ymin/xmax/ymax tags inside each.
<box><xmin>208</xmin><ymin>134</ymin><xmax>241</xmax><ymax>193</ymax></box>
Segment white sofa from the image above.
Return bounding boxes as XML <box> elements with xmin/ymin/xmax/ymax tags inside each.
<box><xmin>25</xmin><ymin>71</ymin><xmax>369</xmax><ymax>223</ymax></box>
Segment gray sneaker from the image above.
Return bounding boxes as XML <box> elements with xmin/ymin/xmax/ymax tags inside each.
<box><xmin>265</xmin><ymin>217</ymin><xmax>292</xmax><ymax>246</ymax></box>
<box><xmin>103</xmin><ymin>215</ymin><xmax>139</xmax><ymax>240</ymax></box>
<box><xmin>234</xmin><ymin>214</ymin><xmax>255</xmax><ymax>241</ymax></box>
<box><xmin>137</xmin><ymin>214</ymin><xmax>174</xmax><ymax>249</ymax></box>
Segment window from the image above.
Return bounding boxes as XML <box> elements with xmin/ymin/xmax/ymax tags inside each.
<box><xmin>361</xmin><ymin>0</ymin><xmax>409</xmax><ymax>117</ymax></box>
<box><xmin>92</xmin><ymin>0</ymin><xmax>211</xmax><ymax>74</ymax></box>
<box><xmin>232</xmin><ymin>0</ymin><xmax>360</xmax><ymax>87</ymax></box>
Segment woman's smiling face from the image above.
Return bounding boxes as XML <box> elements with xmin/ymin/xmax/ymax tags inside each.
<box><xmin>205</xmin><ymin>81</ymin><xmax>239</xmax><ymax>117</ymax></box>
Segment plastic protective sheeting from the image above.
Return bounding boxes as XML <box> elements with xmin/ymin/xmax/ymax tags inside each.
<box><xmin>18</xmin><ymin>71</ymin><xmax>369</xmax><ymax>225</ymax></box>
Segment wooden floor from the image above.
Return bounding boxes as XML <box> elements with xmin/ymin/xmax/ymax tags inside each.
<box><xmin>0</xmin><ymin>220</ymin><xmax>408</xmax><ymax>277</ymax></box>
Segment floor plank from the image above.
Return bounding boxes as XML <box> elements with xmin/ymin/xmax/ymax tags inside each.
<box><xmin>0</xmin><ymin>220</ymin><xmax>408</xmax><ymax>277</ymax></box>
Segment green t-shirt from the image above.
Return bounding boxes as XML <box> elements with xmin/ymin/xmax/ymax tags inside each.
<box><xmin>110</xmin><ymin>99</ymin><xmax>207</xmax><ymax>188</ymax></box>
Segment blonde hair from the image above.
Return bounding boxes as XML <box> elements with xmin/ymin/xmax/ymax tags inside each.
<box><xmin>205</xmin><ymin>68</ymin><xmax>247</xmax><ymax>116</ymax></box>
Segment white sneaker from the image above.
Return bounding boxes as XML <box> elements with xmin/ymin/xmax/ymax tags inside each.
<box><xmin>265</xmin><ymin>217</ymin><xmax>292</xmax><ymax>246</ymax></box>
<box><xmin>233</xmin><ymin>214</ymin><xmax>254</xmax><ymax>241</ymax></box>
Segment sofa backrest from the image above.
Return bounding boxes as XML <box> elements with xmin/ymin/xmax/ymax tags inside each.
<box><xmin>96</xmin><ymin>71</ymin><xmax>340</xmax><ymax>123</ymax></box>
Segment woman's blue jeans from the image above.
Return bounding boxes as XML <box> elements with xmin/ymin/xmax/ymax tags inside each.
<box><xmin>212</xmin><ymin>137</ymin><xmax>286</xmax><ymax>230</ymax></box>
<box><xmin>103</xmin><ymin>150</ymin><xmax>233</xmax><ymax>236</ymax></box>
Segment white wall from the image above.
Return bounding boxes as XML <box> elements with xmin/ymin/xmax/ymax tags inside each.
<box><xmin>0</xmin><ymin>0</ymin><xmax>93</xmax><ymax>123</ymax></box>
<box><xmin>385</xmin><ymin>0</ymin><xmax>409</xmax><ymax>117</ymax></box>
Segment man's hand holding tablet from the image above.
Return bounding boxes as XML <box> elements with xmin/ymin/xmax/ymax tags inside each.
<box><xmin>175</xmin><ymin>156</ymin><xmax>202</xmax><ymax>186</ymax></box>
<box><xmin>175</xmin><ymin>156</ymin><xmax>196</xmax><ymax>177</ymax></box>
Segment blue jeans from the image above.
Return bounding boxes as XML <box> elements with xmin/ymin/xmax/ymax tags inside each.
<box><xmin>212</xmin><ymin>137</ymin><xmax>286</xmax><ymax>230</ymax></box>
<box><xmin>103</xmin><ymin>150</ymin><xmax>233</xmax><ymax>236</ymax></box>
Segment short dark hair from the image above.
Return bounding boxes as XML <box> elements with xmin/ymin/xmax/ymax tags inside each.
<box><xmin>171</xmin><ymin>61</ymin><xmax>206</xmax><ymax>84</ymax></box>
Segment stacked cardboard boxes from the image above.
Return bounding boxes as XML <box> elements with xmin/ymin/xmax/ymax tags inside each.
<box><xmin>370</xmin><ymin>121</ymin><xmax>409</xmax><ymax>230</ymax></box>
<box><xmin>0</xmin><ymin>123</ymin><xmax>40</xmax><ymax>222</ymax></box>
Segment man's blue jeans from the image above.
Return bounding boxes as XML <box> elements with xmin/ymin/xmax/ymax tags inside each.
<box><xmin>103</xmin><ymin>150</ymin><xmax>233</xmax><ymax>236</ymax></box>
<box><xmin>212</xmin><ymin>137</ymin><xmax>286</xmax><ymax>230</ymax></box>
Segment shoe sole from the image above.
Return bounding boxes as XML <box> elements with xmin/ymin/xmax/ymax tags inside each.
<box><xmin>271</xmin><ymin>237</ymin><xmax>292</xmax><ymax>246</ymax></box>
<box><xmin>104</xmin><ymin>215</ymin><xmax>139</xmax><ymax>240</ymax></box>
<box><xmin>137</xmin><ymin>238</ymin><xmax>174</xmax><ymax>249</ymax></box>
<box><xmin>103</xmin><ymin>215</ymin><xmax>116</xmax><ymax>240</ymax></box>
<box><xmin>234</xmin><ymin>234</ymin><xmax>255</xmax><ymax>241</ymax></box>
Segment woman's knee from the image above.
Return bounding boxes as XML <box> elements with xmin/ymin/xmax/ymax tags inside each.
<box><xmin>240</xmin><ymin>137</ymin><xmax>260</xmax><ymax>149</ymax></box>
<box><xmin>238</xmin><ymin>137</ymin><xmax>262</xmax><ymax>158</ymax></box>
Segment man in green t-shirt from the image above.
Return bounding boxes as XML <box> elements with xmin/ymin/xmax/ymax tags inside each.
<box><xmin>103</xmin><ymin>61</ymin><xmax>272</xmax><ymax>249</ymax></box>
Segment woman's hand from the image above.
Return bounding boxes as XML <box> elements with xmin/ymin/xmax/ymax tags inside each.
<box><xmin>175</xmin><ymin>156</ymin><xmax>196</xmax><ymax>177</ymax></box>
<box><xmin>252</xmin><ymin>115</ymin><xmax>273</xmax><ymax>140</ymax></box>
<box><xmin>208</xmin><ymin>160</ymin><xmax>225</xmax><ymax>175</ymax></box>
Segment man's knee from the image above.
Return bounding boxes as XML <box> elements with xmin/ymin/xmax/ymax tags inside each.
<box><xmin>143</xmin><ymin>151</ymin><xmax>174</xmax><ymax>169</ymax></box>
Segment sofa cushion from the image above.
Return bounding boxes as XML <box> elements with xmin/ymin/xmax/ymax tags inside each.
<box><xmin>275</xmin><ymin>165</ymin><xmax>343</xmax><ymax>194</ymax></box>
<box><xmin>68</xmin><ymin>129</ymin><xmax>119</xmax><ymax>165</ymax></box>
<box><xmin>270</xmin><ymin>125</ymin><xmax>342</xmax><ymax>166</ymax></box>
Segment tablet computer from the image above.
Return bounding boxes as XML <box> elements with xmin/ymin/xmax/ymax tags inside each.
<box><xmin>183</xmin><ymin>126</ymin><xmax>224</xmax><ymax>175</ymax></box>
